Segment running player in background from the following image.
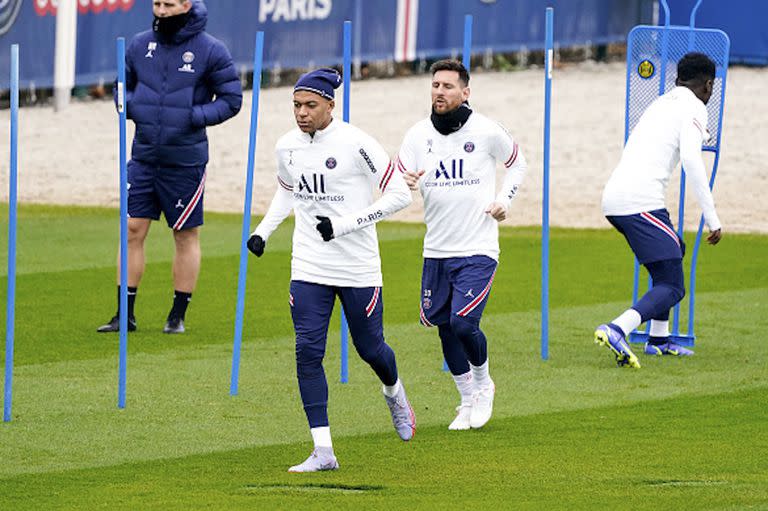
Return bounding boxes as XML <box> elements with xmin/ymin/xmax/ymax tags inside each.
<box><xmin>399</xmin><ymin>60</ymin><xmax>527</xmax><ymax>430</ymax></box>
<box><xmin>595</xmin><ymin>52</ymin><xmax>723</xmax><ymax>368</ymax></box>
<box><xmin>247</xmin><ymin>69</ymin><xmax>415</xmax><ymax>472</ymax></box>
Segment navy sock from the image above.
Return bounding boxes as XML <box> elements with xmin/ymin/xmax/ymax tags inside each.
<box><xmin>648</xmin><ymin>336</ymin><xmax>668</xmax><ymax>346</ymax></box>
<box><xmin>116</xmin><ymin>286</ymin><xmax>137</xmax><ymax>319</ymax></box>
<box><xmin>169</xmin><ymin>291</ymin><xmax>192</xmax><ymax>320</ymax></box>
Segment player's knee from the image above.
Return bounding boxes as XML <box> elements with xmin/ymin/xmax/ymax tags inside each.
<box><xmin>354</xmin><ymin>337</ymin><xmax>386</xmax><ymax>364</ymax></box>
<box><xmin>450</xmin><ymin>315</ymin><xmax>480</xmax><ymax>341</ymax></box>
<box><xmin>295</xmin><ymin>340</ymin><xmax>324</xmax><ymax>373</ymax></box>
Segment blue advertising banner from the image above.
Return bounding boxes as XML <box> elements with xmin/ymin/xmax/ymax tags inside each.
<box><xmin>0</xmin><ymin>0</ymin><xmax>55</xmax><ymax>88</ymax></box>
<box><xmin>415</xmin><ymin>0</ymin><xmax>646</xmax><ymax>57</ymax></box>
<box><xmin>667</xmin><ymin>0</ymin><xmax>768</xmax><ymax>65</ymax></box>
<box><xmin>3</xmin><ymin>0</ymin><xmax>700</xmax><ymax>91</ymax></box>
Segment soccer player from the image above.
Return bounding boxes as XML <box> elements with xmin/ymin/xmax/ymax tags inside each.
<box><xmin>97</xmin><ymin>0</ymin><xmax>242</xmax><ymax>334</ymax></box>
<box><xmin>398</xmin><ymin>60</ymin><xmax>527</xmax><ymax>430</ymax></box>
<box><xmin>247</xmin><ymin>68</ymin><xmax>416</xmax><ymax>472</ymax></box>
<box><xmin>595</xmin><ymin>52</ymin><xmax>723</xmax><ymax>367</ymax></box>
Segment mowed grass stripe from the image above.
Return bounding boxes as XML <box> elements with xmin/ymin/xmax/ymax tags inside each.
<box><xmin>1</xmin><ymin>287</ymin><xmax>764</xmax><ymax>478</ymax></box>
<box><xmin>1</xmin><ymin>386</ymin><xmax>765</xmax><ymax>510</ymax></box>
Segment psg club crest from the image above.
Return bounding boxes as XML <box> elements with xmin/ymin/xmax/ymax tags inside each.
<box><xmin>422</xmin><ymin>297</ymin><xmax>432</xmax><ymax>310</ymax></box>
<box><xmin>464</xmin><ymin>142</ymin><xmax>475</xmax><ymax>153</ymax></box>
<box><xmin>325</xmin><ymin>157</ymin><xmax>337</xmax><ymax>169</ymax></box>
<box><xmin>182</xmin><ymin>51</ymin><xmax>195</xmax><ymax>64</ymax></box>
<box><xmin>0</xmin><ymin>0</ymin><xmax>23</xmax><ymax>36</ymax></box>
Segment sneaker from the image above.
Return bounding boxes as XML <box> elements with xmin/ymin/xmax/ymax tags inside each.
<box><xmin>594</xmin><ymin>324</ymin><xmax>641</xmax><ymax>368</ymax></box>
<box><xmin>448</xmin><ymin>403</ymin><xmax>472</xmax><ymax>430</ymax></box>
<box><xmin>383</xmin><ymin>383</ymin><xmax>416</xmax><ymax>441</ymax></box>
<box><xmin>288</xmin><ymin>447</ymin><xmax>339</xmax><ymax>473</ymax></box>
<box><xmin>469</xmin><ymin>381</ymin><xmax>495</xmax><ymax>429</ymax></box>
<box><xmin>97</xmin><ymin>315</ymin><xmax>136</xmax><ymax>333</ymax></box>
<box><xmin>644</xmin><ymin>341</ymin><xmax>694</xmax><ymax>356</ymax></box>
<box><xmin>163</xmin><ymin>317</ymin><xmax>185</xmax><ymax>334</ymax></box>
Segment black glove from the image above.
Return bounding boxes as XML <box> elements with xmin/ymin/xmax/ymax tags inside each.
<box><xmin>315</xmin><ymin>216</ymin><xmax>334</xmax><ymax>242</ymax></box>
<box><xmin>247</xmin><ymin>234</ymin><xmax>265</xmax><ymax>257</ymax></box>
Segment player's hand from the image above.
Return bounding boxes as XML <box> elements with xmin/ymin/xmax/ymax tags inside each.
<box><xmin>315</xmin><ymin>216</ymin><xmax>335</xmax><ymax>241</ymax></box>
<box><xmin>485</xmin><ymin>202</ymin><xmax>508</xmax><ymax>222</ymax></box>
<box><xmin>404</xmin><ymin>170</ymin><xmax>425</xmax><ymax>191</ymax></box>
<box><xmin>707</xmin><ymin>228</ymin><xmax>722</xmax><ymax>245</ymax></box>
<box><xmin>247</xmin><ymin>234</ymin><xmax>265</xmax><ymax>257</ymax></box>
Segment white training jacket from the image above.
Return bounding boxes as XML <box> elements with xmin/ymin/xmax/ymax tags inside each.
<box><xmin>398</xmin><ymin>112</ymin><xmax>527</xmax><ymax>260</ymax></box>
<box><xmin>602</xmin><ymin>86</ymin><xmax>721</xmax><ymax>231</ymax></box>
<box><xmin>253</xmin><ymin>119</ymin><xmax>411</xmax><ymax>288</ymax></box>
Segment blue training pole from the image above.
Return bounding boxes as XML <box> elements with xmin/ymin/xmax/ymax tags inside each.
<box><xmin>463</xmin><ymin>14</ymin><xmax>472</xmax><ymax>68</ymax></box>
<box><xmin>116</xmin><ymin>38</ymin><xmax>128</xmax><ymax>409</ymax></box>
<box><xmin>340</xmin><ymin>20</ymin><xmax>351</xmax><ymax>384</ymax></box>
<box><xmin>4</xmin><ymin>44</ymin><xmax>19</xmax><ymax>423</ymax></box>
<box><xmin>541</xmin><ymin>8</ymin><xmax>553</xmax><ymax>361</ymax></box>
<box><xmin>230</xmin><ymin>32</ymin><xmax>265</xmax><ymax>396</ymax></box>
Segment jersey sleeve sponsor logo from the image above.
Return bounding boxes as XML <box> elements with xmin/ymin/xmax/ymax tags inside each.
<box><xmin>356</xmin><ymin>210</ymin><xmax>383</xmax><ymax>225</ymax></box>
<box><xmin>358</xmin><ymin>148</ymin><xmax>377</xmax><ymax>174</ymax></box>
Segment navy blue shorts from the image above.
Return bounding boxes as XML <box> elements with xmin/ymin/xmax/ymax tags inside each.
<box><xmin>127</xmin><ymin>159</ymin><xmax>206</xmax><ymax>231</ymax></box>
<box><xmin>419</xmin><ymin>255</ymin><xmax>498</xmax><ymax>327</ymax></box>
<box><xmin>607</xmin><ymin>209</ymin><xmax>685</xmax><ymax>264</ymax></box>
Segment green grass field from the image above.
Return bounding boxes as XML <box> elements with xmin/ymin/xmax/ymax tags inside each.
<box><xmin>0</xmin><ymin>205</ymin><xmax>766</xmax><ymax>510</ymax></box>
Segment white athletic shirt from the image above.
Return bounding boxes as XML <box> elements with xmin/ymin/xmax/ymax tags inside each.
<box><xmin>253</xmin><ymin>119</ymin><xmax>411</xmax><ymax>287</ymax></box>
<box><xmin>397</xmin><ymin>112</ymin><xmax>527</xmax><ymax>260</ymax></box>
<box><xmin>602</xmin><ymin>86</ymin><xmax>721</xmax><ymax>231</ymax></box>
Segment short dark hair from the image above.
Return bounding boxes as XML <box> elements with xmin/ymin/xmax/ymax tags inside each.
<box><xmin>430</xmin><ymin>59</ymin><xmax>469</xmax><ymax>86</ymax></box>
<box><xmin>677</xmin><ymin>52</ymin><xmax>716</xmax><ymax>84</ymax></box>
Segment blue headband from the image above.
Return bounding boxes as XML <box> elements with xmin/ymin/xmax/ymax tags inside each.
<box><xmin>294</xmin><ymin>68</ymin><xmax>342</xmax><ymax>100</ymax></box>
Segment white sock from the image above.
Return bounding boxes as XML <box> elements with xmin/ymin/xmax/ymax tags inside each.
<box><xmin>382</xmin><ymin>378</ymin><xmax>402</xmax><ymax>398</ymax></box>
<box><xmin>310</xmin><ymin>426</ymin><xmax>332</xmax><ymax>449</ymax></box>
<box><xmin>470</xmin><ymin>360</ymin><xmax>492</xmax><ymax>389</ymax></box>
<box><xmin>451</xmin><ymin>371</ymin><xmax>474</xmax><ymax>405</ymax></box>
<box><xmin>649</xmin><ymin>319</ymin><xmax>670</xmax><ymax>338</ymax></box>
<box><xmin>611</xmin><ymin>309</ymin><xmax>642</xmax><ymax>337</ymax></box>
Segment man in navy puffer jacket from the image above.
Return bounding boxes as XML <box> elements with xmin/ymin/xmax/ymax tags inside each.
<box><xmin>98</xmin><ymin>0</ymin><xmax>242</xmax><ymax>335</ymax></box>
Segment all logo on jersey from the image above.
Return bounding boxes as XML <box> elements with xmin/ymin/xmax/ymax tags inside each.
<box><xmin>298</xmin><ymin>173</ymin><xmax>326</xmax><ymax>194</ymax></box>
<box><xmin>464</xmin><ymin>142</ymin><xmax>475</xmax><ymax>153</ymax></box>
<box><xmin>325</xmin><ymin>157</ymin><xmax>337</xmax><ymax>169</ymax></box>
<box><xmin>425</xmin><ymin>158</ymin><xmax>480</xmax><ymax>188</ymax></box>
<box><xmin>435</xmin><ymin>159</ymin><xmax>464</xmax><ymax>180</ymax></box>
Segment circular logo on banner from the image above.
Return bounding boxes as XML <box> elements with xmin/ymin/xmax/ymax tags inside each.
<box><xmin>464</xmin><ymin>142</ymin><xmax>475</xmax><ymax>153</ymax></box>
<box><xmin>325</xmin><ymin>157</ymin><xmax>337</xmax><ymax>169</ymax></box>
<box><xmin>0</xmin><ymin>0</ymin><xmax>23</xmax><ymax>35</ymax></box>
<box><xmin>638</xmin><ymin>59</ymin><xmax>655</xmax><ymax>80</ymax></box>
<box><xmin>182</xmin><ymin>51</ymin><xmax>195</xmax><ymax>64</ymax></box>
